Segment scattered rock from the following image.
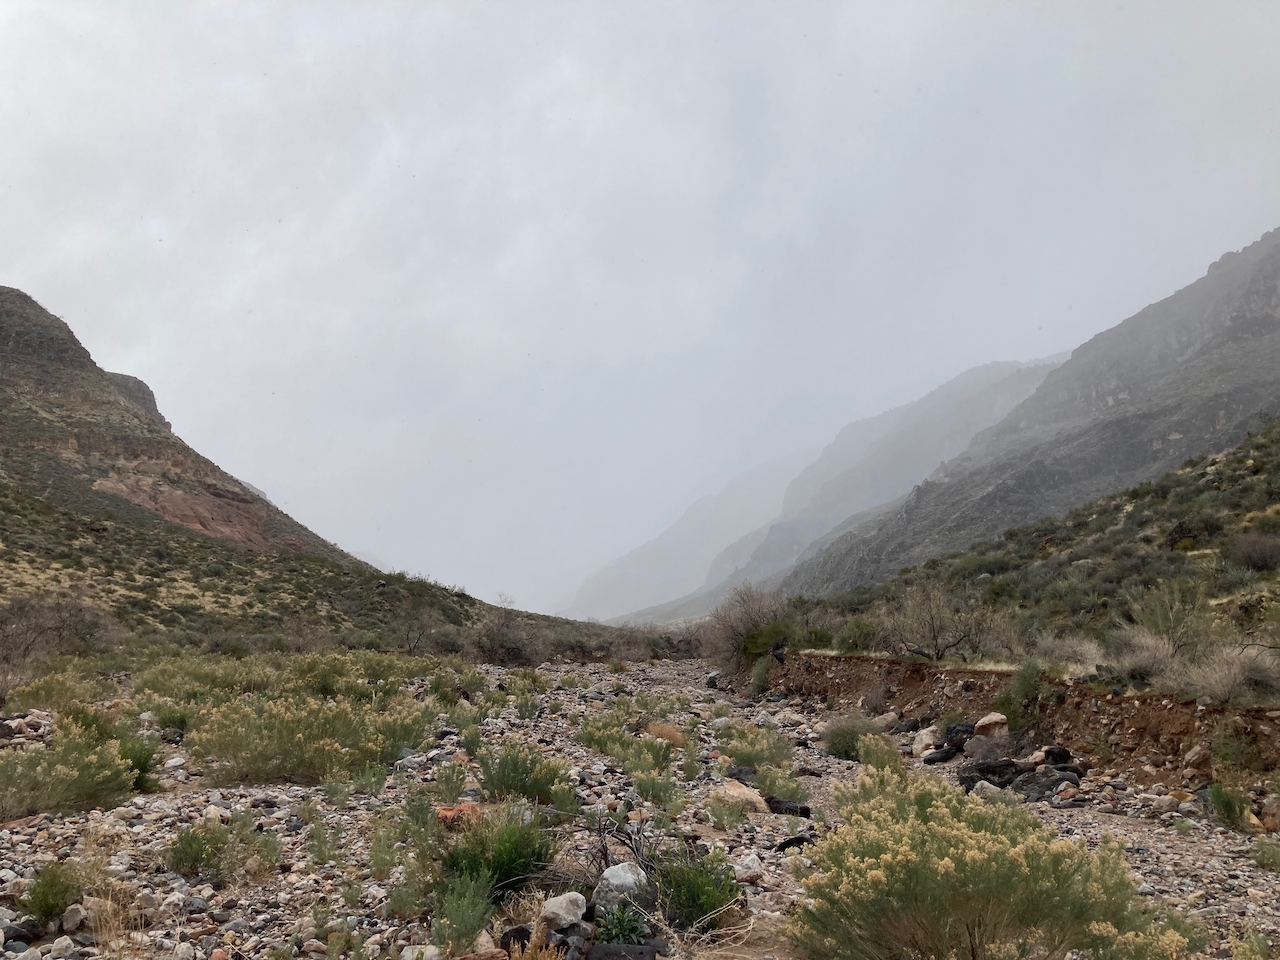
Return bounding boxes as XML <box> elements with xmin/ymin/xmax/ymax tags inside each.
<box><xmin>541</xmin><ymin>892</ymin><xmax>588</xmax><ymax>930</ymax></box>
<box><xmin>593</xmin><ymin>861</ymin><xmax>657</xmax><ymax>912</ymax></box>
<box><xmin>711</xmin><ymin>779</ymin><xmax>769</xmax><ymax>815</ymax></box>
<box><xmin>973</xmin><ymin>712</ymin><xmax>1008</xmax><ymax>737</ymax></box>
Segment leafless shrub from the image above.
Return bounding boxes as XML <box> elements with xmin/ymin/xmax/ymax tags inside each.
<box><xmin>1121</xmin><ymin>577</ymin><xmax>1212</xmax><ymax>659</ymax></box>
<box><xmin>707</xmin><ymin>585</ymin><xmax>787</xmax><ymax>668</ymax></box>
<box><xmin>879</xmin><ymin>580</ymin><xmax>1009</xmax><ymax>662</ymax></box>
<box><xmin>1229</xmin><ymin>533</ymin><xmax>1280</xmax><ymax>572</ymax></box>
<box><xmin>1183</xmin><ymin>647</ymin><xmax>1280</xmax><ymax>705</ymax></box>
<box><xmin>1106</xmin><ymin>629</ymin><xmax>1180</xmax><ymax>687</ymax></box>
<box><xmin>0</xmin><ymin>596</ymin><xmax>101</xmax><ymax>708</ymax></box>
<box><xmin>1028</xmin><ymin>631</ymin><xmax>1104</xmax><ymax>672</ymax></box>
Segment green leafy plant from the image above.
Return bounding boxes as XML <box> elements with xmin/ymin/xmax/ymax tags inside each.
<box><xmin>430</xmin><ymin>874</ymin><xmax>495</xmax><ymax>955</ymax></box>
<box><xmin>756</xmin><ymin>766</ymin><xmax>809</xmax><ymax>803</ymax></box>
<box><xmin>597</xmin><ymin>902</ymin><xmax>647</xmax><ymax>945</ymax></box>
<box><xmin>1209</xmin><ymin>782</ymin><xmax>1250</xmax><ymax>831</ymax></box>
<box><xmin>655</xmin><ymin>849</ymin><xmax>740</xmax><ymax>932</ymax></box>
<box><xmin>442</xmin><ymin>806</ymin><xmax>557</xmax><ymax>895</ymax></box>
<box><xmin>309</xmin><ymin>819</ymin><xmax>346</xmax><ymax>865</ymax></box>
<box><xmin>821</xmin><ymin>717</ymin><xmax>881</xmax><ymax>761</ymax></box>
<box><xmin>635</xmin><ymin>772</ymin><xmax>679</xmax><ymax>807</ymax></box>
<box><xmin>0</xmin><ymin>719</ymin><xmax>135</xmax><ymax>820</ymax></box>
<box><xmin>18</xmin><ymin>862</ymin><xmax>83</xmax><ymax>926</ymax></box>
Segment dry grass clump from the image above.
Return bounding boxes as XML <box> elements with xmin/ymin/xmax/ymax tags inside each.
<box><xmin>647</xmin><ymin>722</ymin><xmax>687</xmax><ymax>748</ymax></box>
<box><xmin>790</xmin><ymin>766</ymin><xmax>1194</xmax><ymax>959</ymax></box>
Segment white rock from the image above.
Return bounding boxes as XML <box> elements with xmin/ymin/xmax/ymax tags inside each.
<box><xmin>61</xmin><ymin>903</ymin><xmax>87</xmax><ymax>933</ymax></box>
<box><xmin>974</xmin><ymin>712</ymin><xmax>1008</xmax><ymax>737</ymax></box>
<box><xmin>912</xmin><ymin>725</ymin><xmax>940</xmax><ymax>758</ymax></box>
<box><xmin>48</xmin><ymin>936</ymin><xmax>75</xmax><ymax>959</ymax></box>
<box><xmin>16</xmin><ymin>948</ymin><xmax>42</xmax><ymax>960</ymax></box>
<box><xmin>593</xmin><ymin>861</ymin><xmax>657</xmax><ymax>911</ymax></box>
<box><xmin>174</xmin><ymin>944</ymin><xmax>196</xmax><ymax>960</ymax></box>
<box><xmin>540</xmin><ymin>891</ymin><xmax>587</xmax><ymax>930</ymax></box>
<box><xmin>163</xmin><ymin>756</ymin><xmax>186</xmax><ymax>769</ymax></box>
<box><xmin>738</xmin><ymin>853</ymin><xmax>763</xmax><ymax>872</ymax></box>
<box><xmin>871</xmin><ymin>711</ymin><xmax>899</xmax><ymax>731</ymax></box>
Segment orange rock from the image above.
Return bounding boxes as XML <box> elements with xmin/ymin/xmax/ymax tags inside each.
<box><xmin>210</xmin><ymin>951</ymin><xmax>229</xmax><ymax>960</ymax></box>
<box><xmin>436</xmin><ymin>803</ymin><xmax>484</xmax><ymax>828</ymax></box>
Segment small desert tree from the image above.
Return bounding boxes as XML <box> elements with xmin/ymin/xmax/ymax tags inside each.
<box><xmin>880</xmin><ymin>579</ymin><xmax>1004</xmax><ymax>662</ymax></box>
<box><xmin>0</xmin><ymin>597</ymin><xmax>98</xmax><ymax>709</ymax></box>
<box><xmin>708</xmin><ymin>584</ymin><xmax>789</xmax><ymax>668</ymax></box>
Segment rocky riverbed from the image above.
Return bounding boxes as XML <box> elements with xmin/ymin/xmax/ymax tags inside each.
<box><xmin>2</xmin><ymin>658</ymin><xmax>1279</xmax><ymax>959</ymax></box>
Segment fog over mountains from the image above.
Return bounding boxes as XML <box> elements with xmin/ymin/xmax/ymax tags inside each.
<box><xmin>564</xmin><ymin>225</ymin><xmax>1280</xmax><ymax>623</ymax></box>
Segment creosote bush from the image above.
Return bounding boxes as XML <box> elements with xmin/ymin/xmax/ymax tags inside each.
<box><xmin>790</xmin><ymin>766</ymin><xmax>1192</xmax><ymax>960</ymax></box>
<box><xmin>430</xmin><ymin>874</ymin><xmax>494</xmax><ymax>956</ymax></box>
<box><xmin>479</xmin><ymin>740</ymin><xmax>571</xmax><ymax>806</ymax></box>
<box><xmin>18</xmin><ymin>862</ymin><xmax>83</xmax><ymax>926</ymax></box>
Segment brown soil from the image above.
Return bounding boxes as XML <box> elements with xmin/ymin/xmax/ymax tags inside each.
<box><xmin>771</xmin><ymin>652</ymin><xmax>1280</xmax><ymax>788</ymax></box>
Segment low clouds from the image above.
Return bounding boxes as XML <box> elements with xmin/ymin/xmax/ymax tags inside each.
<box><xmin>2</xmin><ymin>2</ymin><xmax>1279</xmax><ymax>609</ymax></box>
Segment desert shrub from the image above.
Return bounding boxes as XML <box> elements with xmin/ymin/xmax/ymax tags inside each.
<box><xmin>0</xmin><ymin>720</ymin><xmax>135</xmax><ymax>820</ymax></box>
<box><xmin>646</xmin><ymin>722</ymin><xmax>686</xmax><ymax>748</ymax></box>
<box><xmin>442</xmin><ymin>806</ymin><xmax>557</xmax><ymax>895</ymax></box>
<box><xmin>852</xmin><ymin>733</ymin><xmax>904</xmax><ymax>772</ymax></box>
<box><xmin>719</xmin><ymin>723</ymin><xmax>793</xmax><ymax>768</ymax></box>
<box><xmin>879</xmin><ymin>580</ymin><xmax>1009</xmax><ymax>661</ymax></box>
<box><xmin>430</xmin><ymin>760</ymin><xmax>468</xmax><ymax>804</ymax></box>
<box><xmin>5</xmin><ymin>672</ymin><xmax>112</xmax><ymax>714</ymax></box>
<box><xmin>597</xmin><ymin>902</ymin><xmax>647</xmax><ymax>945</ymax></box>
<box><xmin>1122</xmin><ymin>579</ymin><xmax>1212</xmax><ymax>660</ymax></box>
<box><xmin>1209</xmin><ymin>782</ymin><xmax>1250</xmax><ymax>831</ymax></box>
<box><xmin>756</xmin><ymin>766</ymin><xmax>809</xmax><ymax>803</ymax></box>
<box><xmin>790</xmin><ymin>767</ymin><xmax>1190</xmax><ymax>960</ymax></box>
<box><xmin>750</xmin><ymin>656</ymin><xmax>774</xmax><ymax>695</ymax></box>
<box><xmin>187</xmin><ymin>696</ymin><xmax>429</xmax><ymax>784</ymax></box>
<box><xmin>1229</xmin><ymin>533</ymin><xmax>1280</xmax><ymax>572</ymax></box>
<box><xmin>992</xmin><ymin>659</ymin><xmax>1054</xmax><ymax>733</ymax></box>
<box><xmin>707</xmin><ymin>585</ymin><xmax>788</xmax><ymax>667</ymax></box>
<box><xmin>430</xmin><ymin>874</ymin><xmax>494</xmax><ymax>956</ymax></box>
<box><xmin>460</xmin><ymin>725</ymin><xmax>484</xmax><ymax>757</ymax></box>
<box><xmin>1186</xmin><ymin>649</ymin><xmax>1280</xmax><ymax>706</ymax></box>
<box><xmin>117</xmin><ymin>731</ymin><xmax>160</xmax><ymax>791</ymax></box>
<box><xmin>1251</xmin><ymin>839</ymin><xmax>1280</xmax><ymax>872</ymax></box>
<box><xmin>479</xmin><ymin>741</ymin><xmax>569</xmax><ymax>805</ymax></box>
<box><xmin>516</xmin><ymin>694</ymin><xmax>539</xmax><ymax>720</ymax></box>
<box><xmin>1212</xmin><ymin>724</ymin><xmax>1262</xmax><ymax>771</ymax></box>
<box><xmin>635</xmin><ymin>772</ymin><xmax>679</xmax><ymax>807</ymax></box>
<box><xmin>655</xmin><ymin>849</ymin><xmax>740</xmax><ymax>932</ymax></box>
<box><xmin>821</xmin><ymin>717</ymin><xmax>881</xmax><ymax>761</ymax></box>
<box><xmin>18</xmin><ymin>862</ymin><xmax>83</xmax><ymax>925</ymax></box>
<box><xmin>168</xmin><ymin>822</ymin><xmax>231</xmax><ymax>878</ymax></box>
<box><xmin>309</xmin><ymin>819</ymin><xmax>345</xmax><ymax>865</ymax></box>
<box><xmin>707</xmin><ymin>797</ymin><xmax>746</xmax><ymax>830</ymax></box>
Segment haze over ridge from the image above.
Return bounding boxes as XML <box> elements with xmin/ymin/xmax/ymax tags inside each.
<box><xmin>3</xmin><ymin>2</ymin><xmax>1279</xmax><ymax>610</ymax></box>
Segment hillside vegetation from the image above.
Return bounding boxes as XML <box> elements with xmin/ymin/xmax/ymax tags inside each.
<box><xmin>726</xmin><ymin>417</ymin><xmax>1280</xmax><ymax>704</ymax></box>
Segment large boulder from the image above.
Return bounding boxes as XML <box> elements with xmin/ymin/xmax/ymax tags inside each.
<box><xmin>911</xmin><ymin>725</ymin><xmax>940</xmax><ymax>758</ymax></box>
<box><xmin>973</xmin><ymin>712</ymin><xmax>1008</xmax><ymax>737</ymax></box>
<box><xmin>593</xmin><ymin>862</ymin><xmax>657</xmax><ymax>912</ymax></box>
<box><xmin>541</xmin><ymin>892</ymin><xmax>588</xmax><ymax>931</ymax></box>
<box><xmin>711</xmin><ymin>779</ymin><xmax>769</xmax><ymax>815</ymax></box>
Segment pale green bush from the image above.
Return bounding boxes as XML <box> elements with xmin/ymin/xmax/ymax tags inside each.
<box><xmin>790</xmin><ymin>768</ymin><xmax>1191</xmax><ymax>960</ymax></box>
<box><xmin>0</xmin><ymin>720</ymin><xmax>135</xmax><ymax>819</ymax></box>
<box><xmin>188</xmin><ymin>695</ymin><xmax>428</xmax><ymax>784</ymax></box>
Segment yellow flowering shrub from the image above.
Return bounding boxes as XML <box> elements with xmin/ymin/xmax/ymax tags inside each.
<box><xmin>790</xmin><ymin>767</ymin><xmax>1190</xmax><ymax>960</ymax></box>
<box><xmin>0</xmin><ymin>720</ymin><xmax>135</xmax><ymax>819</ymax></box>
<box><xmin>188</xmin><ymin>695</ymin><xmax>430</xmax><ymax>784</ymax></box>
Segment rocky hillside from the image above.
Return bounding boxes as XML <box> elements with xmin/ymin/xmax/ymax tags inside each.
<box><xmin>785</xmin><ymin>226</ymin><xmax>1280</xmax><ymax>597</ymax></box>
<box><xmin>0</xmin><ymin>287</ymin><xmax>352</xmax><ymax>560</ymax></box>
<box><xmin>621</xmin><ymin>357</ymin><xmax>1061</xmax><ymax>623</ymax></box>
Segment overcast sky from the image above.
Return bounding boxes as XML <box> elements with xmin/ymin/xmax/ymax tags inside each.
<box><xmin>3</xmin><ymin>2</ymin><xmax>1279</xmax><ymax>611</ymax></box>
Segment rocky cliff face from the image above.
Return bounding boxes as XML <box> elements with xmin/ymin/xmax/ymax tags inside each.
<box><xmin>0</xmin><ymin>286</ymin><xmax>347</xmax><ymax>560</ymax></box>
<box><xmin>784</xmin><ymin>226</ymin><xmax>1280</xmax><ymax>597</ymax></box>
